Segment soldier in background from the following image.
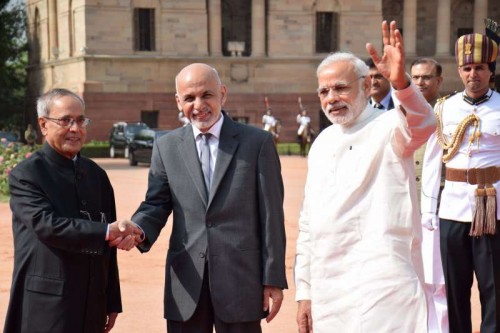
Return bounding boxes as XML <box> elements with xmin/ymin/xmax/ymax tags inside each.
<box><xmin>421</xmin><ymin>27</ymin><xmax>500</xmax><ymax>333</ymax></box>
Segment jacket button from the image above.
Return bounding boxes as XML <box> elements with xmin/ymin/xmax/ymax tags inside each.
<box><xmin>81</xmin><ymin>200</ymin><xmax>87</xmax><ymax>206</ymax></box>
<box><xmin>199</xmin><ymin>253</ymin><xmax>206</xmax><ymax>258</ymax></box>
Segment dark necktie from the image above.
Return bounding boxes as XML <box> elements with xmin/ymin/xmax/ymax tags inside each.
<box><xmin>199</xmin><ymin>133</ymin><xmax>212</xmax><ymax>196</ymax></box>
<box><xmin>373</xmin><ymin>102</ymin><xmax>384</xmax><ymax>110</ymax></box>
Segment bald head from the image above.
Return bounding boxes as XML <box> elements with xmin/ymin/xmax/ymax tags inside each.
<box><xmin>175</xmin><ymin>63</ymin><xmax>222</xmax><ymax>93</ymax></box>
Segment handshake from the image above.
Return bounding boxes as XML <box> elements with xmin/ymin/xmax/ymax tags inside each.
<box><xmin>108</xmin><ymin>220</ymin><xmax>144</xmax><ymax>251</ymax></box>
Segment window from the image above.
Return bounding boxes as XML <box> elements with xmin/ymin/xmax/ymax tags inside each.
<box><xmin>222</xmin><ymin>0</ymin><xmax>251</xmax><ymax>57</ymax></box>
<box><xmin>316</xmin><ymin>12</ymin><xmax>338</xmax><ymax>53</ymax></box>
<box><xmin>231</xmin><ymin>116</ymin><xmax>249</xmax><ymax>124</ymax></box>
<box><xmin>141</xmin><ymin>110</ymin><xmax>158</xmax><ymax>129</ymax></box>
<box><xmin>133</xmin><ymin>8</ymin><xmax>155</xmax><ymax>51</ymax></box>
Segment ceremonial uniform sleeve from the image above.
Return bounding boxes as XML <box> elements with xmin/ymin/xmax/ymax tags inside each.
<box><xmin>421</xmin><ymin>131</ymin><xmax>443</xmax><ymax>216</ymax></box>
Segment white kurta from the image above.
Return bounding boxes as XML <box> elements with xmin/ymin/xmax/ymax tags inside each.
<box><xmin>295</xmin><ymin>84</ymin><xmax>435</xmax><ymax>333</ymax></box>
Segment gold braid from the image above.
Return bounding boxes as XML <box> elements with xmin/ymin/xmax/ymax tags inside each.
<box><xmin>435</xmin><ymin>100</ymin><xmax>481</xmax><ymax>163</ymax></box>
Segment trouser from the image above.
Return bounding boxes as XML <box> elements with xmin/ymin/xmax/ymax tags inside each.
<box><xmin>167</xmin><ymin>265</ymin><xmax>262</xmax><ymax>333</ymax></box>
<box><xmin>440</xmin><ymin>219</ymin><xmax>500</xmax><ymax>333</ymax></box>
<box><xmin>424</xmin><ymin>283</ymin><xmax>449</xmax><ymax>333</ymax></box>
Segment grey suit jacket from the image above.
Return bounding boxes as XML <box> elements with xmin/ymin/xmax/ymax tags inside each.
<box><xmin>132</xmin><ymin>114</ymin><xmax>287</xmax><ymax>323</ymax></box>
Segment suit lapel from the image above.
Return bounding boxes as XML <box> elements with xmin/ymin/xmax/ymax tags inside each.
<box><xmin>208</xmin><ymin>116</ymin><xmax>238</xmax><ymax>205</ymax></box>
<box><xmin>177</xmin><ymin>126</ymin><xmax>209</xmax><ymax>205</ymax></box>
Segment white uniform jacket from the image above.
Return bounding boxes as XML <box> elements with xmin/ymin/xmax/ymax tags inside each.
<box><xmin>421</xmin><ymin>90</ymin><xmax>500</xmax><ymax>224</ymax></box>
<box><xmin>295</xmin><ymin>83</ymin><xmax>435</xmax><ymax>332</ymax></box>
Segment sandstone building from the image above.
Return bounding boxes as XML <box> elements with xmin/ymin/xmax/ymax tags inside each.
<box><xmin>25</xmin><ymin>0</ymin><xmax>500</xmax><ymax>142</ymax></box>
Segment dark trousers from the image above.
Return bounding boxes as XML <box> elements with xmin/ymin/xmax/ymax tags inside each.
<box><xmin>167</xmin><ymin>265</ymin><xmax>262</xmax><ymax>333</ymax></box>
<box><xmin>440</xmin><ymin>219</ymin><xmax>500</xmax><ymax>333</ymax></box>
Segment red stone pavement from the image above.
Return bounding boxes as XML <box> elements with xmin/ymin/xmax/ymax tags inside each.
<box><xmin>0</xmin><ymin>157</ymin><xmax>481</xmax><ymax>332</ymax></box>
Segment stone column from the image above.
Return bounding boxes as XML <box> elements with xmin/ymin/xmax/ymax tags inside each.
<box><xmin>251</xmin><ymin>0</ymin><xmax>266</xmax><ymax>56</ymax></box>
<box><xmin>208</xmin><ymin>0</ymin><xmax>222</xmax><ymax>56</ymax></box>
<box><xmin>473</xmin><ymin>0</ymin><xmax>488</xmax><ymax>34</ymax></box>
<box><xmin>403</xmin><ymin>0</ymin><xmax>417</xmax><ymax>56</ymax></box>
<box><xmin>435</xmin><ymin>0</ymin><xmax>451</xmax><ymax>56</ymax></box>
<box><xmin>48</xmin><ymin>0</ymin><xmax>59</xmax><ymax>59</ymax></box>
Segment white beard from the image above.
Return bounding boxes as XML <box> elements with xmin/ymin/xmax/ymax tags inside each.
<box><xmin>323</xmin><ymin>91</ymin><xmax>368</xmax><ymax>126</ymax></box>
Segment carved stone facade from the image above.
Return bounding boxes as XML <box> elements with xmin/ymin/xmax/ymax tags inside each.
<box><xmin>25</xmin><ymin>0</ymin><xmax>500</xmax><ymax>142</ymax></box>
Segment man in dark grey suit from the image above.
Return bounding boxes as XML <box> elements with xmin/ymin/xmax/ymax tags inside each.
<box><xmin>129</xmin><ymin>63</ymin><xmax>287</xmax><ymax>332</ymax></box>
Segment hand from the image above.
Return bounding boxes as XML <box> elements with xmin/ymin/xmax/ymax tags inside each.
<box><xmin>297</xmin><ymin>300</ymin><xmax>313</xmax><ymax>333</ymax></box>
<box><xmin>366</xmin><ymin>20</ymin><xmax>408</xmax><ymax>90</ymax></box>
<box><xmin>263</xmin><ymin>286</ymin><xmax>283</xmax><ymax>323</ymax></box>
<box><xmin>104</xmin><ymin>312</ymin><xmax>118</xmax><ymax>333</ymax></box>
<box><xmin>422</xmin><ymin>213</ymin><xmax>439</xmax><ymax>231</ymax></box>
<box><xmin>108</xmin><ymin>220</ymin><xmax>143</xmax><ymax>250</ymax></box>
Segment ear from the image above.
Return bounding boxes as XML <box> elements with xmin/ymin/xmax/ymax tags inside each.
<box><xmin>38</xmin><ymin>117</ymin><xmax>48</xmax><ymax>136</ymax></box>
<box><xmin>220</xmin><ymin>85</ymin><xmax>228</xmax><ymax>106</ymax></box>
<box><xmin>436</xmin><ymin>76</ymin><xmax>444</xmax><ymax>88</ymax></box>
<box><xmin>175</xmin><ymin>93</ymin><xmax>183</xmax><ymax>112</ymax></box>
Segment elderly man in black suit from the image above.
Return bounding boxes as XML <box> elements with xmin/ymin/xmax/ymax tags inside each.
<box><xmin>3</xmin><ymin>88</ymin><xmax>141</xmax><ymax>333</ymax></box>
<box><xmin>125</xmin><ymin>63</ymin><xmax>287</xmax><ymax>333</ymax></box>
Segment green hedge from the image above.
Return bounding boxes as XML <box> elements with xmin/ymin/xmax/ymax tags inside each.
<box><xmin>80</xmin><ymin>142</ymin><xmax>307</xmax><ymax>158</ymax></box>
<box><xmin>81</xmin><ymin>141</ymin><xmax>109</xmax><ymax>158</ymax></box>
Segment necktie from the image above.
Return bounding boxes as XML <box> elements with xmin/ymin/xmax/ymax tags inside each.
<box><xmin>373</xmin><ymin>102</ymin><xmax>384</xmax><ymax>110</ymax></box>
<box><xmin>200</xmin><ymin>133</ymin><xmax>212</xmax><ymax>196</ymax></box>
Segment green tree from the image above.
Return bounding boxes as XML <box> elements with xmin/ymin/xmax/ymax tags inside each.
<box><xmin>0</xmin><ymin>0</ymin><xmax>27</xmax><ymax>130</ymax></box>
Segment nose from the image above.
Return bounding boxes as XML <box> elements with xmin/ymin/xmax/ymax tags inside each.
<box><xmin>326</xmin><ymin>89</ymin><xmax>341</xmax><ymax>103</ymax></box>
<box><xmin>193</xmin><ymin>97</ymin><xmax>204</xmax><ymax>110</ymax></box>
<box><xmin>68</xmin><ymin>120</ymin><xmax>79</xmax><ymax>130</ymax></box>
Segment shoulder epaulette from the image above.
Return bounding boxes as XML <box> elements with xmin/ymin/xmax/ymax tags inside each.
<box><xmin>436</xmin><ymin>91</ymin><xmax>458</xmax><ymax>104</ymax></box>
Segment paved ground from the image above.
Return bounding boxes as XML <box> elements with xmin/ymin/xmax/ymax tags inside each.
<box><xmin>0</xmin><ymin>156</ymin><xmax>481</xmax><ymax>332</ymax></box>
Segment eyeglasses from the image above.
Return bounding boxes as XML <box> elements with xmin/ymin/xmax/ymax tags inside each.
<box><xmin>44</xmin><ymin>116</ymin><xmax>91</xmax><ymax>128</ymax></box>
<box><xmin>317</xmin><ymin>76</ymin><xmax>366</xmax><ymax>98</ymax></box>
<box><xmin>411</xmin><ymin>75</ymin><xmax>436</xmax><ymax>82</ymax></box>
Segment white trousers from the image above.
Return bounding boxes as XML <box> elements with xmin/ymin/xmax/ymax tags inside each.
<box><xmin>424</xmin><ymin>283</ymin><xmax>449</xmax><ymax>333</ymax></box>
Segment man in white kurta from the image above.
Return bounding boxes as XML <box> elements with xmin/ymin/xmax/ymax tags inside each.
<box><xmin>295</xmin><ymin>21</ymin><xmax>435</xmax><ymax>333</ymax></box>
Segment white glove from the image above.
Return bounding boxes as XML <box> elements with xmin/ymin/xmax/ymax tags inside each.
<box><xmin>421</xmin><ymin>213</ymin><xmax>439</xmax><ymax>231</ymax></box>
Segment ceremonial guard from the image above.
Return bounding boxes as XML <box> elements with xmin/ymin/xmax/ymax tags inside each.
<box><xmin>421</xmin><ymin>21</ymin><xmax>500</xmax><ymax>333</ymax></box>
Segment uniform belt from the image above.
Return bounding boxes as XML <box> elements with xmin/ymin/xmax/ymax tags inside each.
<box><xmin>445</xmin><ymin>166</ymin><xmax>500</xmax><ymax>185</ymax></box>
<box><xmin>445</xmin><ymin>167</ymin><xmax>499</xmax><ymax>236</ymax></box>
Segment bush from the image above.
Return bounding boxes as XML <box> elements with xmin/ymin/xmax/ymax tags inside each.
<box><xmin>0</xmin><ymin>141</ymin><xmax>38</xmax><ymax>198</ymax></box>
<box><xmin>80</xmin><ymin>140</ymin><xmax>109</xmax><ymax>158</ymax></box>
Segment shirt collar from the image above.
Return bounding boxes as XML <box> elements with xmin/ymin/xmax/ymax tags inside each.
<box><xmin>463</xmin><ymin>89</ymin><xmax>493</xmax><ymax>106</ymax></box>
<box><xmin>372</xmin><ymin>89</ymin><xmax>392</xmax><ymax>109</ymax></box>
<box><xmin>192</xmin><ymin>113</ymin><xmax>224</xmax><ymax>140</ymax></box>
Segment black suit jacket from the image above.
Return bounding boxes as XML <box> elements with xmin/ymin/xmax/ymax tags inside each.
<box><xmin>4</xmin><ymin>143</ymin><xmax>121</xmax><ymax>333</ymax></box>
<box><xmin>133</xmin><ymin>114</ymin><xmax>287</xmax><ymax>323</ymax></box>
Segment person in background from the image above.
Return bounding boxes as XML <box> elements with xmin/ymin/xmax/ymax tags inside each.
<box><xmin>295</xmin><ymin>21</ymin><xmax>435</xmax><ymax>333</ymax></box>
<box><xmin>411</xmin><ymin>57</ymin><xmax>448</xmax><ymax>333</ymax></box>
<box><xmin>24</xmin><ymin>123</ymin><xmax>37</xmax><ymax>146</ymax></box>
<box><xmin>421</xmin><ymin>29</ymin><xmax>500</xmax><ymax>333</ymax></box>
<box><xmin>365</xmin><ymin>57</ymin><xmax>394</xmax><ymax>110</ymax></box>
<box><xmin>3</xmin><ymin>88</ymin><xmax>141</xmax><ymax>333</ymax></box>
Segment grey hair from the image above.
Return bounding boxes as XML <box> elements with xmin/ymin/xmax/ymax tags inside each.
<box><xmin>36</xmin><ymin>88</ymin><xmax>85</xmax><ymax>117</ymax></box>
<box><xmin>317</xmin><ymin>52</ymin><xmax>370</xmax><ymax>78</ymax></box>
